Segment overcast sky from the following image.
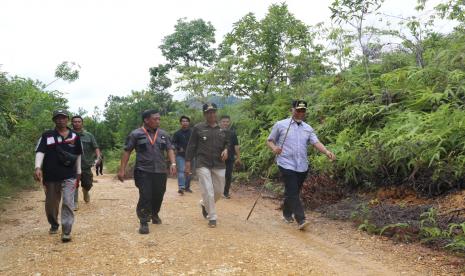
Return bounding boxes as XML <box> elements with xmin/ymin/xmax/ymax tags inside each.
<box><xmin>0</xmin><ymin>0</ymin><xmax>451</xmax><ymax>114</ymax></box>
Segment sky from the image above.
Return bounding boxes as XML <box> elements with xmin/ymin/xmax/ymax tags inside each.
<box><xmin>0</xmin><ymin>0</ymin><xmax>452</xmax><ymax>115</ymax></box>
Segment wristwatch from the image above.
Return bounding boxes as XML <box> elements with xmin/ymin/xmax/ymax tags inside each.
<box><xmin>171</xmin><ymin>163</ymin><xmax>176</xmax><ymax>166</ymax></box>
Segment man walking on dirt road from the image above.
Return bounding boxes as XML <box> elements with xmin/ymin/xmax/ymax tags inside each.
<box><xmin>71</xmin><ymin>115</ymin><xmax>101</xmax><ymax>210</ymax></box>
<box><xmin>219</xmin><ymin>115</ymin><xmax>241</xmax><ymax>199</ymax></box>
<box><xmin>267</xmin><ymin>100</ymin><xmax>336</xmax><ymax>230</ymax></box>
<box><xmin>172</xmin><ymin>115</ymin><xmax>193</xmax><ymax>195</ymax></box>
<box><xmin>34</xmin><ymin>109</ymin><xmax>83</xmax><ymax>242</ymax></box>
<box><xmin>185</xmin><ymin>103</ymin><xmax>230</xmax><ymax>228</ymax></box>
<box><xmin>117</xmin><ymin>109</ymin><xmax>176</xmax><ymax>234</ymax></box>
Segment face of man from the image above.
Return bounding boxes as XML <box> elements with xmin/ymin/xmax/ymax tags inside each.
<box><xmin>292</xmin><ymin>108</ymin><xmax>306</xmax><ymax>122</ymax></box>
<box><xmin>220</xmin><ymin>118</ymin><xmax>231</xmax><ymax>129</ymax></box>
<box><xmin>72</xmin><ymin>118</ymin><xmax>83</xmax><ymax>131</ymax></box>
<box><xmin>180</xmin><ymin>118</ymin><xmax>190</xmax><ymax>129</ymax></box>
<box><xmin>144</xmin><ymin>113</ymin><xmax>161</xmax><ymax>129</ymax></box>
<box><xmin>204</xmin><ymin>110</ymin><xmax>217</xmax><ymax>124</ymax></box>
<box><xmin>54</xmin><ymin>115</ymin><xmax>69</xmax><ymax>129</ymax></box>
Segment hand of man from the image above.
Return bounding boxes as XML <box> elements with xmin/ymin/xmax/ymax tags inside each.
<box><xmin>221</xmin><ymin>149</ymin><xmax>228</xmax><ymax>161</ymax></box>
<box><xmin>34</xmin><ymin>168</ymin><xmax>42</xmax><ymax>183</ymax></box>
<box><xmin>185</xmin><ymin>162</ymin><xmax>191</xmax><ymax>177</ymax></box>
<box><xmin>272</xmin><ymin>146</ymin><xmax>283</xmax><ymax>155</ymax></box>
<box><xmin>75</xmin><ymin>174</ymin><xmax>81</xmax><ymax>188</ymax></box>
<box><xmin>170</xmin><ymin>164</ymin><xmax>177</xmax><ymax>176</ymax></box>
<box><xmin>326</xmin><ymin>151</ymin><xmax>336</xmax><ymax>161</ymax></box>
<box><xmin>234</xmin><ymin>158</ymin><xmax>241</xmax><ymax>168</ymax></box>
<box><xmin>117</xmin><ymin>170</ymin><xmax>125</xmax><ymax>182</ymax></box>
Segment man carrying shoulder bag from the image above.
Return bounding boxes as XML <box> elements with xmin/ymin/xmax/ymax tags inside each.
<box><xmin>34</xmin><ymin>109</ymin><xmax>83</xmax><ymax>242</ymax></box>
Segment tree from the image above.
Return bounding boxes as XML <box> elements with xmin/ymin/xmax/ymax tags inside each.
<box><xmin>209</xmin><ymin>4</ymin><xmax>327</xmax><ymax>98</ymax></box>
<box><xmin>330</xmin><ymin>0</ymin><xmax>385</xmax><ymax>87</ymax></box>
<box><xmin>44</xmin><ymin>61</ymin><xmax>81</xmax><ymax>88</ymax></box>
<box><xmin>155</xmin><ymin>18</ymin><xmax>216</xmax><ymax>99</ymax></box>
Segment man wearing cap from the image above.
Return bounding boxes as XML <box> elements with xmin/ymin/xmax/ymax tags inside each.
<box><xmin>185</xmin><ymin>103</ymin><xmax>230</xmax><ymax>228</ymax></box>
<box><xmin>117</xmin><ymin>109</ymin><xmax>176</xmax><ymax>234</ymax></box>
<box><xmin>71</xmin><ymin>115</ymin><xmax>101</xmax><ymax>210</ymax></box>
<box><xmin>34</xmin><ymin>109</ymin><xmax>83</xmax><ymax>242</ymax></box>
<box><xmin>267</xmin><ymin>100</ymin><xmax>336</xmax><ymax>230</ymax></box>
<box><xmin>172</xmin><ymin>115</ymin><xmax>193</xmax><ymax>195</ymax></box>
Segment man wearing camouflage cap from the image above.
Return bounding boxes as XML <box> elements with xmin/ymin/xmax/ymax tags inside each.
<box><xmin>185</xmin><ymin>103</ymin><xmax>230</xmax><ymax>228</ymax></box>
<box><xmin>34</xmin><ymin>109</ymin><xmax>83</xmax><ymax>242</ymax></box>
<box><xmin>267</xmin><ymin>100</ymin><xmax>336</xmax><ymax>230</ymax></box>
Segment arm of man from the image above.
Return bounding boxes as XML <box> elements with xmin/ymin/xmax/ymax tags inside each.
<box><xmin>313</xmin><ymin>142</ymin><xmax>336</xmax><ymax>161</ymax></box>
<box><xmin>165</xmin><ymin>133</ymin><xmax>177</xmax><ymax>176</ymax></box>
<box><xmin>34</xmin><ymin>152</ymin><xmax>44</xmax><ymax>183</ymax></box>
<box><xmin>267</xmin><ymin>123</ymin><xmax>282</xmax><ymax>155</ymax></box>
<box><xmin>185</xmin><ymin>126</ymin><xmax>198</xmax><ymax>175</ymax></box>
<box><xmin>117</xmin><ymin>150</ymin><xmax>131</xmax><ymax>182</ymax></box>
<box><xmin>221</xmin><ymin>130</ymin><xmax>230</xmax><ymax>161</ymax></box>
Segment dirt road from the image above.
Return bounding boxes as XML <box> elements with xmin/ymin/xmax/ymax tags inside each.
<box><xmin>0</xmin><ymin>174</ymin><xmax>462</xmax><ymax>275</ymax></box>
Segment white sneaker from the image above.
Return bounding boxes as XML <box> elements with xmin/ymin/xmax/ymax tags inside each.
<box><xmin>297</xmin><ymin>220</ymin><xmax>310</xmax><ymax>231</ymax></box>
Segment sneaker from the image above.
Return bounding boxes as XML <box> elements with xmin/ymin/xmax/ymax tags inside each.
<box><xmin>297</xmin><ymin>220</ymin><xmax>310</xmax><ymax>231</ymax></box>
<box><xmin>283</xmin><ymin>216</ymin><xmax>295</xmax><ymax>224</ymax></box>
<box><xmin>49</xmin><ymin>226</ymin><xmax>59</xmax><ymax>235</ymax></box>
<box><xmin>74</xmin><ymin>202</ymin><xmax>79</xmax><ymax>211</ymax></box>
<box><xmin>201</xmin><ymin>204</ymin><xmax>208</xmax><ymax>219</ymax></box>
<box><xmin>61</xmin><ymin>233</ymin><xmax>72</xmax><ymax>242</ymax></box>
<box><xmin>184</xmin><ymin>188</ymin><xmax>193</xmax><ymax>193</ymax></box>
<box><xmin>208</xmin><ymin>220</ymin><xmax>216</xmax><ymax>228</ymax></box>
<box><xmin>223</xmin><ymin>194</ymin><xmax>231</xmax><ymax>199</ymax></box>
<box><xmin>178</xmin><ymin>189</ymin><xmax>184</xmax><ymax>195</ymax></box>
<box><xmin>83</xmin><ymin>189</ymin><xmax>90</xmax><ymax>203</ymax></box>
<box><xmin>152</xmin><ymin>214</ymin><xmax>162</xmax><ymax>224</ymax></box>
<box><xmin>139</xmin><ymin>222</ymin><xmax>149</xmax><ymax>234</ymax></box>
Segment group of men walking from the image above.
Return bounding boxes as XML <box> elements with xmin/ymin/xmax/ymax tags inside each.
<box><xmin>34</xmin><ymin>99</ymin><xmax>335</xmax><ymax>242</ymax></box>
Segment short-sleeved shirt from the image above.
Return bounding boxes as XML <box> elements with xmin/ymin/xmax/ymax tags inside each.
<box><xmin>226</xmin><ymin>129</ymin><xmax>239</xmax><ymax>161</ymax></box>
<box><xmin>185</xmin><ymin>122</ymin><xmax>231</xmax><ymax>169</ymax></box>
<box><xmin>267</xmin><ymin>118</ymin><xmax>319</xmax><ymax>172</ymax></box>
<box><xmin>35</xmin><ymin>128</ymin><xmax>83</xmax><ymax>182</ymax></box>
<box><xmin>76</xmin><ymin>130</ymin><xmax>99</xmax><ymax>169</ymax></box>
<box><xmin>172</xmin><ymin>128</ymin><xmax>192</xmax><ymax>158</ymax></box>
<box><xmin>124</xmin><ymin>127</ymin><xmax>173</xmax><ymax>173</ymax></box>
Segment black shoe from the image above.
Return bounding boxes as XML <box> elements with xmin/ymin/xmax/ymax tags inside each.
<box><xmin>223</xmin><ymin>193</ymin><xmax>231</xmax><ymax>199</ymax></box>
<box><xmin>184</xmin><ymin>188</ymin><xmax>193</xmax><ymax>193</ymax></box>
<box><xmin>178</xmin><ymin>189</ymin><xmax>184</xmax><ymax>195</ymax></box>
<box><xmin>208</xmin><ymin>220</ymin><xmax>216</xmax><ymax>228</ymax></box>
<box><xmin>297</xmin><ymin>220</ymin><xmax>310</xmax><ymax>231</ymax></box>
<box><xmin>139</xmin><ymin>222</ymin><xmax>149</xmax><ymax>234</ymax></box>
<box><xmin>152</xmin><ymin>214</ymin><xmax>162</xmax><ymax>224</ymax></box>
<box><xmin>49</xmin><ymin>226</ymin><xmax>59</xmax><ymax>235</ymax></box>
<box><xmin>201</xmin><ymin>204</ymin><xmax>208</xmax><ymax>219</ymax></box>
<box><xmin>61</xmin><ymin>233</ymin><xmax>72</xmax><ymax>242</ymax></box>
<box><xmin>283</xmin><ymin>216</ymin><xmax>295</xmax><ymax>224</ymax></box>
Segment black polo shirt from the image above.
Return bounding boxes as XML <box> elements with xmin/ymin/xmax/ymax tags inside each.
<box><xmin>172</xmin><ymin>128</ymin><xmax>192</xmax><ymax>157</ymax></box>
<box><xmin>35</xmin><ymin>128</ymin><xmax>83</xmax><ymax>182</ymax></box>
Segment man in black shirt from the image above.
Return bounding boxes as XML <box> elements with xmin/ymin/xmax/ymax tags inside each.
<box><xmin>172</xmin><ymin>115</ymin><xmax>193</xmax><ymax>195</ymax></box>
<box><xmin>34</xmin><ymin>109</ymin><xmax>83</xmax><ymax>242</ymax></box>
<box><xmin>219</xmin><ymin>115</ymin><xmax>241</xmax><ymax>199</ymax></box>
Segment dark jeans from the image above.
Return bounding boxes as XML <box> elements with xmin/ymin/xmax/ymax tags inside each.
<box><xmin>134</xmin><ymin>169</ymin><xmax>167</xmax><ymax>223</ymax></box>
<box><xmin>224</xmin><ymin>159</ymin><xmax>234</xmax><ymax>196</ymax></box>
<box><xmin>278</xmin><ymin>166</ymin><xmax>308</xmax><ymax>223</ymax></box>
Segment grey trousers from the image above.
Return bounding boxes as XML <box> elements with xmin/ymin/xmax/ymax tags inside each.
<box><xmin>44</xmin><ymin>178</ymin><xmax>76</xmax><ymax>234</ymax></box>
<box><xmin>196</xmin><ymin>167</ymin><xmax>225</xmax><ymax>220</ymax></box>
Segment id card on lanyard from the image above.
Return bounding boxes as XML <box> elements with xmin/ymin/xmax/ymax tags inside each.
<box><xmin>141</xmin><ymin>127</ymin><xmax>159</xmax><ymax>145</ymax></box>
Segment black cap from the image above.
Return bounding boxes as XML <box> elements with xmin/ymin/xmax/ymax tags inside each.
<box><xmin>202</xmin><ymin>103</ymin><xmax>217</xmax><ymax>112</ymax></box>
<box><xmin>292</xmin><ymin>100</ymin><xmax>307</xmax><ymax>110</ymax></box>
<box><xmin>52</xmin><ymin>109</ymin><xmax>69</xmax><ymax>119</ymax></box>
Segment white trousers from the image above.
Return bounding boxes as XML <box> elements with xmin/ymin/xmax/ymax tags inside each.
<box><xmin>196</xmin><ymin>167</ymin><xmax>225</xmax><ymax>220</ymax></box>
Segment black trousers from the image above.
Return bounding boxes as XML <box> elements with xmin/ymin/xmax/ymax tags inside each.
<box><xmin>134</xmin><ymin>169</ymin><xmax>167</xmax><ymax>223</ymax></box>
<box><xmin>278</xmin><ymin>166</ymin><xmax>308</xmax><ymax>223</ymax></box>
<box><xmin>95</xmin><ymin>161</ymin><xmax>103</xmax><ymax>175</ymax></box>
<box><xmin>224</xmin><ymin>159</ymin><xmax>234</xmax><ymax>196</ymax></box>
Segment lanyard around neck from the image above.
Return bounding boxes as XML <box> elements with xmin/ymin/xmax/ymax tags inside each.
<box><xmin>141</xmin><ymin>127</ymin><xmax>158</xmax><ymax>145</ymax></box>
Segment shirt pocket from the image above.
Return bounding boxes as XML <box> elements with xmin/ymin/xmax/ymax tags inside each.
<box><xmin>136</xmin><ymin>137</ymin><xmax>148</xmax><ymax>152</ymax></box>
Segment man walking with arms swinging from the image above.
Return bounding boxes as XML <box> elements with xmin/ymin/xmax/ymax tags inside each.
<box><xmin>267</xmin><ymin>100</ymin><xmax>335</xmax><ymax>230</ymax></box>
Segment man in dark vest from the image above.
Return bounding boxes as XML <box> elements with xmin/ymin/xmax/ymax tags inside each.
<box><xmin>34</xmin><ymin>109</ymin><xmax>83</xmax><ymax>242</ymax></box>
